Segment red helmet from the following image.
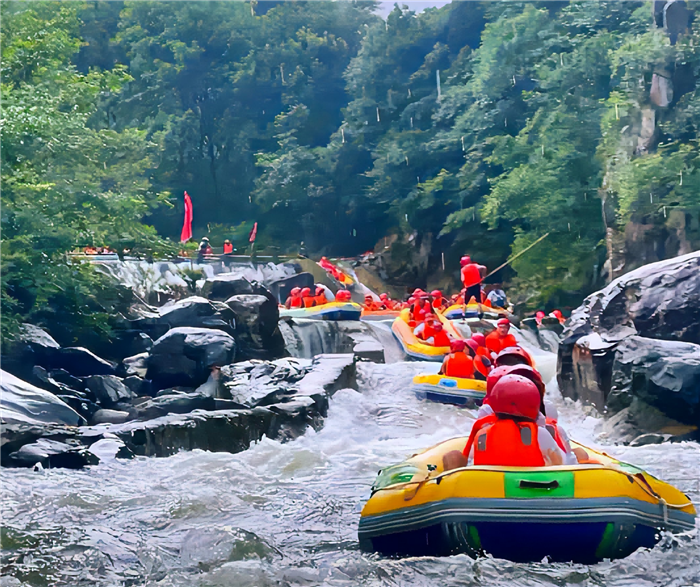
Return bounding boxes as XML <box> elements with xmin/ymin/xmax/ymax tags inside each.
<box><xmin>487</xmin><ymin>364</ymin><xmax>544</xmax><ymax>398</ymax></box>
<box><xmin>471</xmin><ymin>333</ymin><xmax>486</xmax><ymax>346</ymax></box>
<box><xmin>316</xmin><ymin>286</ymin><xmax>324</xmax><ymax>294</ymax></box>
<box><xmin>460</xmin><ymin>256</ymin><xmax>471</xmax><ymax>266</ymax></box>
<box><xmin>301</xmin><ymin>287</ymin><xmax>311</xmax><ymax>296</ymax></box>
<box><xmin>497</xmin><ymin>318</ymin><xmax>510</xmax><ymax>327</ymax></box>
<box><xmin>412</xmin><ymin>288</ymin><xmax>424</xmax><ymax>296</ymax></box>
<box><xmin>465</xmin><ymin>339</ymin><xmax>479</xmax><ymax>355</ymax></box>
<box><xmin>290</xmin><ymin>287</ymin><xmax>301</xmax><ymax>296</ymax></box>
<box><xmin>364</xmin><ymin>294</ymin><xmax>373</xmax><ymax>301</ymax></box>
<box><xmin>552</xmin><ymin>309</ymin><xmax>563</xmax><ymax>320</ymax></box>
<box><xmin>380</xmin><ymin>293</ymin><xmax>388</xmax><ymax>300</ymax></box>
<box><xmin>433</xmin><ymin>323</ymin><xmax>444</xmax><ymax>331</ymax></box>
<box><xmin>430</xmin><ymin>290</ymin><xmax>442</xmax><ymax>298</ymax></box>
<box><xmin>536</xmin><ymin>311</ymin><xmax>545</xmax><ymax>320</ymax></box>
<box><xmin>495</xmin><ymin>346</ymin><xmax>533</xmax><ymax>368</ymax></box>
<box><xmin>450</xmin><ymin>339</ymin><xmax>466</xmax><ymax>352</ymax></box>
<box><xmin>489</xmin><ymin>375</ymin><xmax>541</xmax><ymax>421</ymax></box>
<box><xmin>407</xmin><ymin>296</ymin><xmax>415</xmax><ymax>304</ymax></box>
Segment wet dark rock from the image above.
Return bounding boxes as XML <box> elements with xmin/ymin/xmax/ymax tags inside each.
<box><xmin>121</xmin><ymin>352</ymin><xmax>148</xmax><ymax>378</ymax></box>
<box><xmin>1</xmin><ymin>324</ymin><xmax>60</xmax><ymax>380</ymax></box>
<box><xmin>91</xmin><ymin>409</ymin><xmax>131</xmax><ymax>425</ymax></box>
<box><xmin>279</xmin><ymin>319</ymin><xmax>385</xmax><ymax>361</ymax></box>
<box><xmin>138</xmin><ymin>296</ymin><xmax>233</xmax><ymax>338</ymax></box>
<box><xmin>608</xmin><ymin>336</ymin><xmax>700</xmax><ymax>425</ymax></box>
<box><xmin>147</xmin><ymin>327</ymin><xmax>236</xmax><ymax>390</ymax></box>
<box><xmin>225</xmin><ymin>294</ymin><xmax>286</xmax><ymax>360</ymax></box>
<box><xmin>558</xmin><ymin>252</ymin><xmax>700</xmax><ymax>430</ymax></box>
<box><xmin>129</xmin><ymin>392</ymin><xmax>215</xmax><ymax>421</ymax></box>
<box><xmin>55</xmin><ymin>347</ymin><xmax>117</xmax><ymax>377</ymax></box>
<box><xmin>0</xmin><ymin>370</ymin><xmax>83</xmax><ymax>426</ymax></box>
<box><xmin>111</xmin><ymin>330</ymin><xmax>154</xmax><ymax>359</ymax></box>
<box><xmin>218</xmin><ymin>358</ymin><xmax>312</xmax><ymax>406</ymax></box>
<box><xmin>85</xmin><ymin>375</ymin><xmax>134</xmax><ymax>408</ymax></box>
<box><xmin>56</xmin><ymin>394</ymin><xmax>99</xmax><ymax>422</ymax></box>
<box><xmin>7</xmin><ymin>438</ymin><xmax>99</xmax><ymax>469</ymax></box>
<box><xmin>123</xmin><ymin>375</ymin><xmax>152</xmax><ymax>397</ymax></box>
<box><xmin>199</xmin><ymin>275</ymin><xmax>260</xmax><ymax>301</ymax></box>
<box><xmin>48</xmin><ymin>369</ymin><xmax>85</xmax><ymax>391</ymax></box>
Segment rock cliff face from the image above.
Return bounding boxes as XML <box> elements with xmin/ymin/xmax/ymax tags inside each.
<box><xmin>558</xmin><ymin>251</ymin><xmax>700</xmax><ymax>440</ymax></box>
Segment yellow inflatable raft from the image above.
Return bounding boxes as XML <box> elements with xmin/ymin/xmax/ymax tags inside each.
<box><xmin>360</xmin><ymin>308</ymin><xmax>401</xmax><ymax>321</ymax></box>
<box><xmin>359</xmin><ymin>437</ymin><xmax>696</xmax><ymax>563</ymax></box>
<box><xmin>443</xmin><ymin>303</ymin><xmax>505</xmax><ymax>320</ymax></box>
<box><xmin>279</xmin><ymin>301</ymin><xmax>362</xmax><ymax>321</ymax></box>
<box><xmin>391</xmin><ymin>309</ymin><xmax>464</xmax><ymax>361</ymax></box>
<box><xmin>412</xmin><ymin>373</ymin><xmax>486</xmax><ymax>407</ymax></box>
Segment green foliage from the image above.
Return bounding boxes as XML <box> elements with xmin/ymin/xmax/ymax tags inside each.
<box><xmin>1</xmin><ymin>1</ymin><xmax>171</xmax><ymax>344</ymax></box>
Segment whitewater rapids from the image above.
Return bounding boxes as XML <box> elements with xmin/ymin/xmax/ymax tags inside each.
<box><xmin>2</xmin><ymin>359</ymin><xmax>699</xmax><ymax>586</ymax></box>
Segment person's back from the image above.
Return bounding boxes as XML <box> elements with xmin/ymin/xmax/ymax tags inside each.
<box><xmin>431</xmin><ymin>324</ymin><xmax>451</xmax><ymax>347</ymax></box>
<box><xmin>443</xmin><ymin>351</ymin><xmax>474</xmax><ymax>378</ymax></box>
<box><xmin>463</xmin><ymin>375</ymin><xmax>565</xmax><ymax>467</ymax></box>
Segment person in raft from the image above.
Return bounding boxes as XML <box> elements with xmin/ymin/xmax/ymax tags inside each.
<box><xmin>439</xmin><ymin>340</ymin><xmax>474</xmax><ymax>379</ymax></box>
<box><xmin>314</xmin><ymin>284</ymin><xmax>332</xmax><ymax>306</ymax></box>
<box><xmin>485</xmin><ymin>318</ymin><xmax>518</xmax><ymax>355</ymax></box>
<box><xmin>335</xmin><ymin>289</ymin><xmax>352</xmax><ymax>302</ymax></box>
<box><xmin>476</xmin><ymin>364</ymin><xmax>585</xmax><ymax>464</ymax></box>
<box><xmin>364</xmin><ymin>294</ymin><xmax>380</xmax><ymax>311</ymax></box>
<box><xmin>285</xmin><ymin>287</ymin><xmax>303</xmax><ymax>309</ymax></box>
<box><xmin>460</xmin><ymin>255</ymin><xmax>487</xmax><ymax>304</ymax></box>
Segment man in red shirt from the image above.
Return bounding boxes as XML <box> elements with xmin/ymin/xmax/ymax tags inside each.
<box><xmin>485</xmin><ymin>318</ymin><xmax>518</xmax><ymax>355</ymax></box>
<box><xmin>460</xmin><ymin>256</ymin><xmax>487</xmax><ymax>304</ymax></box>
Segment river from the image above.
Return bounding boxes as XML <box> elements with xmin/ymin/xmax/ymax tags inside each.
<box><xmin>2</xmin><ymin>360</ymin><xmax>699</xmax><ymax>587</ymax></box>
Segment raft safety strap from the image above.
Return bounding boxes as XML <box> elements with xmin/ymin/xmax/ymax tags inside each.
<box><xmin>628</xmin><ymin>474</ymin><xmax>694</xmax><ymax>512</ymax></box>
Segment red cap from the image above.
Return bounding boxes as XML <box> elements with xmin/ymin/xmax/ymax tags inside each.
<box><xmin>465</xmin><ymin>339</ymin><xmax>479</xmax><ymax>354</ymax></box>
<box><xmin>497</xmin><ymin>318</ymin><xmax>510</xmax><ymax>327</ymax></box>
<box><xmin>471</xmin><ymin>333</ymin><xmax>486</xmax><ymax>346</ymax></box>
<box><xmin>536</xmin><ymin>311</ymin><xmax>545</xmax><ymax>319</ymax></box>
<box><xmin>290</xmin><ymin>287</ymin><xmax>301</xmax><ymax>295</ymax></box>
<box><xmin>380</xmin><ymin>293</ymin><xmax>388</xmax><ymax>300</ymax></box>
<box><xmin>460</xmin><ymin>256</ymin><xmax>471</xmax><ymax>266</ymax></box>
<box><xmin>430</xmin><ymin>290</ymin><xmax>442</xmax><ymax>298</ymax></box>
<box><xmin>301</xmin><ymin>287</ymin><xmax>311</xmax><ymax>296</ymax></box>
<box><xmin>489</xmin><ymin>375</ymin><xmax>541</xmax><ymax>421</ymax></box>
<box><xmin>552</xmin><ymin>310</ymin><xmax>563</xmax><ymax>319</ymax></box>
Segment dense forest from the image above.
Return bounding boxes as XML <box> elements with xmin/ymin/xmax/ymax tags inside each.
<box><xmin>3</xmin><ymin>1</ymin><xmax>700</xmax><ymax>340</ymax></box>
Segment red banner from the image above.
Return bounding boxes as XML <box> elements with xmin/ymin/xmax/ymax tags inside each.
<box><xmin>180</xmin><ymin>191</ymin><xmax>193</xmax><ymax>242</ymax></box>
<box><xmin>248</xmin><ymin>221</ymin><xmax>258</xmax><ymax>243</ymax></box>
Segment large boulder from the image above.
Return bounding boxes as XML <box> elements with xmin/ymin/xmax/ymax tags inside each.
<box><xmin>225</xmin><ymin>294</ymin><xmax>285</xmax><ymax>360</ymax></box>
<box><xmin>128</xmin><ymin>391</ymin><xmax>215</xmax><ymax>421</ymax></box>
<box><xmin>54</xmin><ymin>347</ymin><xmax>117</xmax><ymax>377</ymax></box>
<box><xmin>268</xmin><ymin>272</ymin><xmax>315</xmax><ymax>304</ymax></box>
<box><xmin>558</xmin><ymin>251</ymin><xmax>700</xmax><ymax>432</ymax></box>
<box><xmin>85</xmin><ymin>375</ymin><xmax>134</xmax><ymax>408</ymax></box>
<box><xmin>200</xmin><ymin>275</ymin><xmax>260</xmax><ymax>301</ymax></box>
<box><xmin>1</xmin><ymin>324</ymin><xmax>60</xmax><ymax>380</ymax></box>
<box><xmin>147</xmin><ymin>327</ymin><xmax>237</xmax><ymax>390</ymax></box>
<box><xmin>0</xmin><ymin>370</ymin><xmax>83</xmax><ymax>426</ymax></box>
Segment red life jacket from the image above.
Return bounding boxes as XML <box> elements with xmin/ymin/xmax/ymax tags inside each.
<box><xmin>473</xmin><ymin>354</ymin><xmax>491</xmax><ymax>378</ymax></box>
<box><xmin>432</xmin><ymin>330</ymin><xmax>451</xmax><ymax>347</ymax></box>
<box><xmin>290</xmin><ymin>296</ymin><xmax>303</xmax><ymax>309</ymax></box>
<box><xmin>461</xmin><ymin>263</ymin><xmax>482</xmax><ymax>288</ymax></box>
<box><xmin>315</xmin><ymin>294</ymin><xmax>328</xmax><ymax>306</ymax></box>
<box><xmin>223</xmin><ymin>243</ymin><xmax>233</xmax><ymax>254</ymax></box>
<box><xmin>485</xmin><ymin>331</ymin><xmax>518</xmax><ymax>354</ymax></box>
<box><xmin>463</xmin><ymin>414</ymin><xmax>545</xmax><ymax>467</ymax></box>
<box><xmin>303</xmin><ymin>297</ymin><xmax>315</xmax><ymax>308</ymax></box>
<box><xmin>443</xmin><ymin>352</ymin><xmax>474</xmax><ymax>379</ymax></box>
<box><xmin>545</xmin><ymin>417</ymin><xmax>567</xmax><ymax>452</ymax></box>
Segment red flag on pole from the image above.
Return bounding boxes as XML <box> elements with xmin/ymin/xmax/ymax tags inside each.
<box><xmin>180</xmin><ymin>191</ymin><xmax>193</xmax><ymax>242</ymax></box>
<box><xmin>248</xmin><ymin>222</ymin><xmax>258</xmax><ymax>243</ymax></box>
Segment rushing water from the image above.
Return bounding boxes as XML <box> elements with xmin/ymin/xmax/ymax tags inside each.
<box><xmin>2</xmin><ymin>360</ymin><xmax>699</xmax><ymax>587</ymax></box>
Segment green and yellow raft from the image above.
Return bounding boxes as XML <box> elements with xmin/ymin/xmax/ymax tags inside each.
<box><xmin>359</xmin><ymin>437</ymin><xmax>696</xmax><ymax>563</ymax></box>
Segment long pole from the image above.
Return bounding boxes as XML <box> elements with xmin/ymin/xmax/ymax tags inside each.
<box><xmin>485</xmin><ymin>232</ymin><xmax>550</xmax><ymax>280</ymax></box>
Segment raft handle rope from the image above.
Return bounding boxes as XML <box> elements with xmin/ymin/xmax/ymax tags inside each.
<box><xmin>627</xmin><ymin>473</ymin><xmax>694</xmax><ymax>512</ymax></box>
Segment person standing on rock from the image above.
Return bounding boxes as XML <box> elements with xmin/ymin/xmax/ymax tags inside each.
<box><xmin>460</xmin><ymin>256</ymin><xmax>487</xmax><ymax>304</ymax></box>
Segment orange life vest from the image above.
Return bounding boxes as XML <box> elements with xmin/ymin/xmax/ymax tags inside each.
<box><xmin>545</xmin><ymin>417</ymin><xmax>567</xmax><ymax>453</ymax></box>
<box><xmin>461</xmin><ymin>263</ymin><xmax>482</xmax><ymax>288</ymax></box>
<box><xmin>315</xmin><ymin>294</ymin><xmax>328</xmax><ymax>306</ymax></box>
<box><xmin>432</xmin><ymin>330</ymin><xmax>451</xmax><ymax>347</ymax></box>
<box><xmin>443</xmin><ymin>352</ymin><xmax>474</xmax><ymax>379</ymax></box>
<box><xmin>485</xmin><ymin>331</ymin><xmax>518</xmax><ymax>354</ymax></box>
<box><xmin>289</xmin><ymin>296</ymin><xmax>303</xmax><ymax>309</ymax></box>
<box><xmin>473</xmin><ymin>354</ymin><xmax>491</xmax><ymax>378</ymax></box>
<box><xmin>223</xmin><ymin>243</ymin><xmax>233</xmax><ymax>254</ymax></box>
<box><xmin>462</xmin><ymin>414</ymin><xmax>545</xmax><ymax>467</ymax></box>
<box><xmin>303</xmin><ymin>297</ymin><xmax>315</xmax><ymax>308</ymax></box>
